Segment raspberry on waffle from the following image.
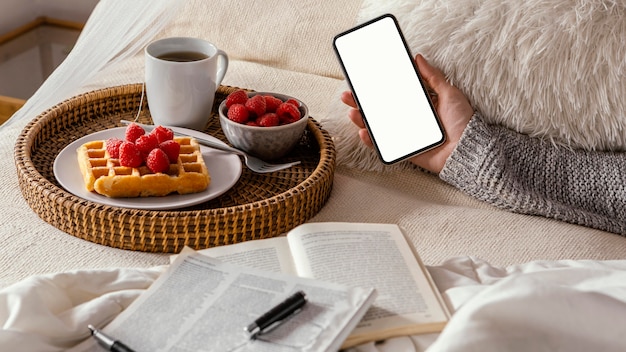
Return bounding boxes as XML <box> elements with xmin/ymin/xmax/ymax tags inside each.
<box><xmin>77</xmin><ymin>136</ymin><xmax>210</xmax><ymax>198</ymax></box>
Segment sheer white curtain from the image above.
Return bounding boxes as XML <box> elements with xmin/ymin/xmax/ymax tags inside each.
<box><xmin>4</xmin><ymin>0</ymin><xmax>183</xmax><ymax>127</ymax></box>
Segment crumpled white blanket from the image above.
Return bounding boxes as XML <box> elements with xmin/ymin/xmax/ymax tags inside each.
<box><xmin>2</xmin><ymin>257</ymin><xmax>626</xmax><ymax>352</ymax></box>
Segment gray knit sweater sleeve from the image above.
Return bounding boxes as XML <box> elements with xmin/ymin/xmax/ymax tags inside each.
<box><xmin>439</xmin><ymin>113</ymin><xmax>626</xmax><ymax>236</ymax></box>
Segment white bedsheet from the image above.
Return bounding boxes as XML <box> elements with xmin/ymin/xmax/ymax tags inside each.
<box><xmin>2</xmin><ymin>257</ymin><xmax>625</xmax><ymax>351</ymax></box>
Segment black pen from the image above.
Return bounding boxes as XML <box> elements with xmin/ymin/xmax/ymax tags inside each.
<box><xmin>88</xmin><ymin>325</ymin><xmax>136</xmax><ymax>352</ymax></box>
<box><xmin>244</xmin><ymin>290</ymin><xmax>307</xmax><ymax>339</ymax></box>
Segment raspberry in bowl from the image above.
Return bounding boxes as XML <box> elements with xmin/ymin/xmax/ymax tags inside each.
<box><xmin>218</xmin><ymin>90</ymin><xmax>309</xmax><ymax>160</ymax></box>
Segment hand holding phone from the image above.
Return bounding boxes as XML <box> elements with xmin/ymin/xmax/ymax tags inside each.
<box><xmin>333</xmin><ymin>14</ymin><xmax>445</xmax><ymax>164</ymax></box>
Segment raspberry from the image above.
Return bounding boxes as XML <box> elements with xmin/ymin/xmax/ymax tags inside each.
<box><xmin>263</xmin><ymin>95</ymin><xmax>283</xmax><ymax>112</ymax></box>
<box><xmin>225</xmin><ymin>89</ymin><xmax>248</xmax><ymax>108</ymax></box>
<box><xmin>256</xmin><ymin>113</ymin><xmax>280</xmax><ymax>127</ymax></box>
<box><xmin>118</xmin><ymin>142</ymin><xmax>143</xmax><ymax>167</ymax></box>
<box><xmin>146</xmin><ymin>148</ymin><xmax>170</xmax><ymax>173</ymax></box>
<box><xmin>159</xmin><ymin>139</ymin><xmax>181</xmax><ymax>162</ymax></box>
<box><xmin>245</xmin><ymin>95</ymin><xmax>266</xmax><ymax>117</ymax></box>
<box><xmin>227</xmin><ymin>104</ymin><xmax>250</xmax><ymax>124</ymax></box>
<box><xmin>105</xmin><ymin>138</ymin><xmax>123</xmax><ymax>158</ymax></box>
<box><xmin>135</xmin><ymin>133</ymin><xmax>159</xmax><ymax>155</ymax></box>
<box><xmin>276</xmin><ymin>102</ymin><xmax>301</xmax><ymax>124</ymax></box>
<box><xmin>125</xmin><ymin>123</ymin><xmax>145</xmax><ymax>142</ymax></box>
<box><xmin>151</xmin><ymin>125</ymin><xmax>174</xmax><ymax>143</ymax></box>
<box><xmin>246</xmin><ymin>120</ymin><xmax>259</xmax><ymax>127</ymax></box>
<box><xmin>285</xmin><ymin>98</ymin><xmax>300</xmax><ymax>107</ymax></box>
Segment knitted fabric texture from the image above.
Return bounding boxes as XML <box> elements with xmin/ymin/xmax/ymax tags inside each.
<box><xmin>440</xmin><ymin>114</ymin><xmax>626</xmax><ymax>236</ymax></box>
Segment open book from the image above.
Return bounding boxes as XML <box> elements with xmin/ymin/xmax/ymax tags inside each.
<box><xmin>199</xmin><ymin>222</ymin><xmax>450</xmax><ymax>347</ymax></box>
<box><xmin>68</xmin><ymin>249</ymin><xmax>376</xmax><ymax>352</ymax></box>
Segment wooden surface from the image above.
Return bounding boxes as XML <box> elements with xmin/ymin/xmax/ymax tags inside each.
<box><xmin>0</xmin><ymin>95</ymin><xmax>24</xmax><ymax>125</ymax></box>
<box><xmin>0</xmin><ymin>16</ymin><xmax>83</xmax><ymax>125</ymax></box>
<box><xmin>0</xmin><ymin>16</ymin><xmax>84</xmax><ymax>45</ymax></box>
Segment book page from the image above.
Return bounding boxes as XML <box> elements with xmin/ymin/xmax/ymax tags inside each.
<box><xmin>195</xmin><ymin>236</ymin><xmax>297</xmax><ymax>275</ymax></box>
<box><xmin>287</xmin><ymin>222</ymin><xmax>448</xmax><ymax>343</ymax></box>
<box><xmin>68</xmin><ymin>250</ymin><xmax>375</xmax><ymax>352</ymax></box>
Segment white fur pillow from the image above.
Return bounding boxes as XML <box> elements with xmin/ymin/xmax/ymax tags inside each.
<box><xmin>325</xmin><ymin>0</ymin><xmax>626</xmax><ymax>171</ymax></box>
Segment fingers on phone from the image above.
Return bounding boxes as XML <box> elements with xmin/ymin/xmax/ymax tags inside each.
<box><xmin>415</xmin><ymin>54</ymin><xmax>448</xmax><ymax>95</ymax></box>
<box><xmin>341</xmin><ymin>91</ymin><xmax>357</xmax><ymax>108</ymax></box>
<box><xmin>348</xmin><ymin>108</ymin><xmax>366</xmax><ymax>128</ymax></box>
<box><xmin>359</xmin><ymin>129</ymin><xmax>373</xmax><ymax>147</ymax></box>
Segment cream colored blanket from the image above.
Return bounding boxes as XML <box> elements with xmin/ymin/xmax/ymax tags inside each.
<box><xmin>3</xmin><ymin>256</ymin><xmax>626</xmax><ymax>351</ymax></box>
<box><xmin>1</xmin><ymin>0</ymin><xmax>626</xmax><ymax>350</ymax></box>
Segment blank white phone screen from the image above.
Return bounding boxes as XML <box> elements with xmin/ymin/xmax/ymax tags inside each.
<box><xmin>334</xmin><ymin>15</ymin><xmax>444</xmax><ymax>164</ymax></box>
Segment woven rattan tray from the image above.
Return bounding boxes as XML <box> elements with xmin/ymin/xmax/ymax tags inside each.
<box><xmin>15</xmin><ymin>84</ymin><xmax>336</xmax><ymax>252</ymax></box>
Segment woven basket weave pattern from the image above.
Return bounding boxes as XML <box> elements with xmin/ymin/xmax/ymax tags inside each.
<box><xmin>15</xmin><ymin>84</ymin><xmax>336</xmax><ymax>252</ymax></box>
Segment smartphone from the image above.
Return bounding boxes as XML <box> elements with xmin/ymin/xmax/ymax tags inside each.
<box><xmin>333</xmin><ymin>14</ymin><xmax>445</xmax><ymax>164</ymax></box>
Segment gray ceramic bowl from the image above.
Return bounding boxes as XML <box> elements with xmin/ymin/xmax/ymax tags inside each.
<box><xmin>218</xmin><ymin>92</ymin><xmax>309</xmax><ymax>160</ymax></box>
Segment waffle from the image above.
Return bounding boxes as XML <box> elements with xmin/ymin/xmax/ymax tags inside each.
<box><xmin>77</xmin><ymin>136</ymin><xmax>210</xmax><ymax>198</ymax></box>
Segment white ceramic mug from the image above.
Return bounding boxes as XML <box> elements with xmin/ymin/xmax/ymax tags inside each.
<box><xmin>145</xmin><ymin>37</ymin><xmax>229</xmax><ymax>130</ymax></box>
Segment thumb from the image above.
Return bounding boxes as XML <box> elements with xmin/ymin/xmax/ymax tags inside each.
<box><xmin>415</xmin><ymin>54</ymin><xmax>450</xmax><ymax>94</ymax></box>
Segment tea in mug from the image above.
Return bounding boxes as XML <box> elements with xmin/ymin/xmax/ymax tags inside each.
<box><xmin>157</xmin><ymin>51</ymin><xmax>209</xmax><ymax>62</ymax></box>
